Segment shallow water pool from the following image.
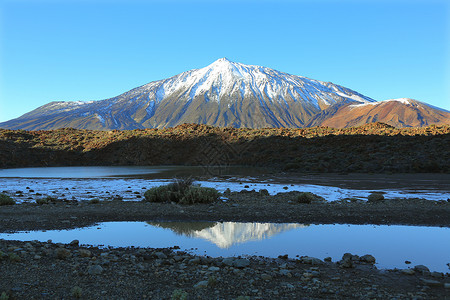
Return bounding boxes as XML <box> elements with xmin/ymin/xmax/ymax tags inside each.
<box><xmin>1</xmin><ymin>221</ymin><xmax>449</xmax><ymax>272</ymax></box>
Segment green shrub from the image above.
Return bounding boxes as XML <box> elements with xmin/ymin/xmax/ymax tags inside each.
<box><xmin>259</xmin><ymin>189</ymin><xmax>269</xmax><ymax>196</ymax></box>
<box><xmin>71</xmin><ymin>286</ymin><xmax>82</xmax><ymax>298</ymax></box>
<box><xmin>143</xmin><ymin>178</ymin><xmax>219</xmax><ymax>204</ymax></box>
<box><xmin>89</xmin><ymin>198</ymin><xmax>100</xmax><ymax>204</ymax></box>
<box><xmin>297</xmin><ymin>192</ymin><xmax>324</xmax><ymax>204</ymax></box>
<box><xmin>144</xmin><ymin>185</ymin><xmax>181</xmax><ymax>203</ymax></box>
<box><xmin>36</xmin><ymin>195</ymin><xmax>58</xmax><ymax>205</ymax></box>
<box><xmin>8</xmin><ymin>253</ymin><xmax>20</xmax><ymax>262</ymax></box>
<box><xmin>171</xmin><ymin>289</ymin><xmax>188</xmax><ymax>300</ymax></box>
<box><xmin>179</xmin><ymin>187</ymin><xmax>220</xmax><ymax>204</ymax></box>
<box><xmin>0</xmin><ymin>193</ymin><xmax>14</xmax><ymax>206</ymax></box>
<box><xmin>0</xmin><ymin>292</ymin><xmax>9</xmax><ymax>300</ymax></box>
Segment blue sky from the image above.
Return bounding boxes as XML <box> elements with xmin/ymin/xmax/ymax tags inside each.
<box><xmin>0</xmin><ymin>0</ymin><xmax>449</xmax><ymax>122</ymax></box>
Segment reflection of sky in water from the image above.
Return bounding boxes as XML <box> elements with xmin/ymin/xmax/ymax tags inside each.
<box><xmin>1</xmin><ymin>222</ymin><xmax>449</xmax><ymax>272</ymax></box>
<box><xmin>1</xmin><ymin>178</ymin><xmax>449</xmax><ymax>203</ymax></box>
<box><xmin>0</xmin><ymin>166</ymin><xmax>448</xmax><ymax>202</ymax></box>
<box><xmin>0</xmin><ymin>166</ymin><xmax>167</xmax><ymax>178</ymax></box>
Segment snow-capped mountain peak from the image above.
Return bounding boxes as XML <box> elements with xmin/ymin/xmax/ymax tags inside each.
<box><xmin>0</xmin><ymin>58</ymin><xmax>388</xmax><ymax>130</ymax></box>
<box><xmin>140</xmin><ymin>58</ymin><xmax>375</xmax><ymax>108</ymax></box>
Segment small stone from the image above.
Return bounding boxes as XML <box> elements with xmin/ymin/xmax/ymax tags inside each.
<box><xmin>222</xmin><ymin>257</ymin><xmax>235</xmax><ymax>267</ymax></box>
<box><xmin>339</xmin><ymin>259</ymin><xmax>353</xmax><ymax>268</ymax></box>
<box><xmin>279</xmin><ymin>269</ymin><xmax>291</xmax><ymax>276</ymax></box>
<box><xmin>261</xmin><ymin>274</ymin><xmax>272</xmax><ymax>280</ymax></box>
<box><xmin>401</xmin><ymin>269</ymin><xmax>415</xmax><ymax>275</ymax></box>
<box><xmin>208</xmin><ymin>266</ymin><xmax>220</xmax><ymax>272</ymax></box>
<box><xmin>444</xmin><ymin>283</ymin><xmax>450</xmax><ymax>289</ymax></box>
<box><xmin>234</xmin><ymin>258</ymin><xmax>250</xmax><ymax>268</ymax></box>
<box><xmin>420</xmin><ymin>279</ymin><xmax>442</xmax><ymax>287</ymax></box>
<box><xmin>330</xmin><ymin>276</ymin><xmax>340</xmax><ymax>281</ymax></box>
<box><xmin>55</xmin><ymin>248</ymin><xmax>71</xmax><ymax>259</ymax></box>
<box><xmin>79</xmin><ymin>249</ymin><xmax>92</xmax><ymax>258</ymax></box>
<box><xmin>194</xmin><ymin>280</ymin><xmax>208</xmax><ymax>289</ymax></box>
<box><xmin>87</xmin><ymin>265</ymin><xmax>103</xmax><ymax>275</ymax></box>
<box><xmin>154</xmin><ymin>252</ymin><xmax>167</xmax><ymax>259</ymax></box>
<box><xmin>414</xmin><ymin>265</ymin><xmax>430</xmax><ymax>274</ymax></box>
<box><xmin>189</xmin><ymin>257</ymin><xmax>201</xmax><ymax>265</ymax></box>
<box><xmin>360</xmin><ymin>254</ymin><xmax>376</xmax><ymax>264</ymax></box>
<box><xmin>301</xmin><ymin>256</ymin><xmax>323</xmax><ymax>265</ymax></box>
<box><xmin>430</xmin><ymin>271</ymin><xmax>443</xmax><ymax>278</ymax></box>
<box><xmin>69</xmin><ymin>240</ymin><xmax>79</xmax><ymax>246</ymax></box>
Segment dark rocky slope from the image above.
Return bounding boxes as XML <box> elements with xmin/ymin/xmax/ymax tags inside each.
<box><xmin>0</xmin><ymin>123</ymin><xmax>449</xmax><ymax>173</ymax></box>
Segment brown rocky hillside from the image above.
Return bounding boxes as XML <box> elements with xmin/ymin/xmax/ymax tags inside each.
<box><xmin>0</xmin><ymin>123</ymin><xmax>449</xmax><ymax>173</ymax></box>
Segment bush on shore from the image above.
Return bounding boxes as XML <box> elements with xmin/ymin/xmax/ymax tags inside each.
<box><xmin>297</xmin><ymin>192</ymin><xmax>324</xmax><ymax>204</ymax></box>
<box><xmin>0</xmin><ymin>193</ymin><xmax>15</xmax><ymax>206</ymax></box>
<box><xmin>367</xmin><ymin>192</ymin><xmax>385</xmax><ymax>202</ymax></box>
<box><xmin>35</xmin><ymin>196</ymin><xmax>57</xmax><ymax>205</ymax></box>
<box><xmin>143</xmin><ymin>178</ymin><xmax>219</xmax><ymax>204</ymax></box>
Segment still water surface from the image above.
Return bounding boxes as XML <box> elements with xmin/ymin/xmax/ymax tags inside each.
<box><xmin>1</xmin><ymin>221</ymin><xmax>449</xmax><ymax>272</ymax></box>
<box><xmin>1</xmin><ymin>166</ymin><xmax>449</xmax><ymax>202</ymax></box>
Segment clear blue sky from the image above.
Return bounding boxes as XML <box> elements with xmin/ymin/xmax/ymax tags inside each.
<box><xmin>0</xmin><ymin>0</ymin><xmax>449</xmax><ymax>122</ymax></box>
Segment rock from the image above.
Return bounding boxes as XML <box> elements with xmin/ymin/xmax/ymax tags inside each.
<box><xmin>444</xmin><ymin>283</ymin><xmax>450</xmax><ymax>289</ymax></box>
<box><xmin>401</xmin><ymin>269</ymin><xmax>415</xmax><ymax>275</ymax></box>
<box><xmin>301</xmin><ymin>256</ymin><xmax>323</xmax><ymax>265</ymax></box>
<box><xmin>69</xmin><ymin>240</ymin><xmax>79</xmax><ymax>246</ymax></box>
<box><xmin>261</xmin><ymin>274</ymin><xmax>272</xmax><ymax>280</ymax></box>
<box><xmin>339</xmin><ymin>259</ymin><xmax>353</xmax><ymax>268</ymax></box>
<box><xmin>342</xmin><ymin>253</ymin><xmax>359</xmax><ymax>261</ymax></box>
<box><xmin>79</xmin><ymin>249</ymin><xmax>92</xmax><ymax>258</ymax></box>
<box><xmin>420</xmin><ymin>279</ymin><xmax>442</xmax><ymax>287</ymax></box>
<box><xmin>430</xmin><ymin>271</ymin><xmax>443</xmax><ymax>278</ymax></box>
<box><xmin>154</xmin><ymin>252</ymin><xmax>167</xmax><ymax>259</ymax></box>
<box><xmin>208</xmin><ymin>266</ymin><xmax>220</xmax><ymax>272</ymax></box>
<box><xmin>414</xmin><ymin>265</ymin><xmax>430</xmax><ymax>274</ymax></box>
<box><xmin>222</xmin><ymin>257</ymin><xmax>235</xmax><ymax>267</ymax></box>
<box><xmin>234</xmin><ymin>258</ymin><xmax>250</xmax><ymax>268</ymax></box>
<box><xmin>173</xmin><ymin>255</ymin><xmax>183</xmax><ymax>262</ymax></box>
<box><xmin>55</xmin><ymin>248</ymin><xmax>71</xmax><ymax>259</ymax></box>
<box><xmin>279</xmin><ymin>269</ymin><xmax>291</xmax><ymax>276</ymax></box>
<box><xmin>87</xmin><ymin>265</ymin><xmax>103</xmax><ymax>275</ymax></box>
<box><xmin>360</xmin><ymin>254</ymin><xmax>376</xmax><ymax>264</ymax></box>
<box><xmin>324</xmin><ymin>257</ymin><xmax>332</xmax><ymax>262</ymax></box>
<box><xmin>194</xmin><ymin>280</ymin><xmax>209</xmax><ymax>289</ymax></box>
<box><xmin>189</xmin><ymin>257</ymin><xmax>201</xmax><ymax>265</ymax></box>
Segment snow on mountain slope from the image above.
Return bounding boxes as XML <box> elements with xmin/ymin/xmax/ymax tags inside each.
<box><xmin>0</xmin><ymin>58</ymin><xmax>376</xmax><ymax>130</ymax></box>
<box><xmin>150</xmin><ymin>221</ymin><xmax>306</xmax><ymax>248</ymax></box>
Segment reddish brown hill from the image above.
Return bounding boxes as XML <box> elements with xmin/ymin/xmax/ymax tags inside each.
<box><xmin>306</xmin><ymin>98</ymin><xmax>450</xmax><ymax>128</ymax></box>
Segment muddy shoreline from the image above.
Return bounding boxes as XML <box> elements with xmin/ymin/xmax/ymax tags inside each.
<box><xmin>1</xmin><ymin>193</ymin><xmax>450</xmax><ymax>233</ymax></box>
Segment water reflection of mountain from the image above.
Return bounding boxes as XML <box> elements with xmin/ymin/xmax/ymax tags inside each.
<box><xmin>147</xmin><ymin>221</ymin><xmax>308</xmax><ymax>248</ymax></box>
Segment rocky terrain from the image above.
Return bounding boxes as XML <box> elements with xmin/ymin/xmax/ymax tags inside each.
<box><xmin>1</xmin><ymin>123</ymin><xmax>449</xmax><ymax>173</ymax></box>
<box><xmin>1</xmin><ymin>238</ymin><xmax>448</xmax><ymax>300</ymax></box>
<box><xmin>1</xmin><ymin>191</ymin><xmax>450</xmax><ymax>299</ymax></box>
<box><xmin>306</xmin><ymin>98</ymin><xmax>450</xmax><ymax>128</ymax></box>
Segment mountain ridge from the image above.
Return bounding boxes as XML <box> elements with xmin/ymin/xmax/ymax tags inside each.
<box><xmin>1</xmin><ymin>58</ymin><xmax>448</xmax><ymax>130</ymax></box>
